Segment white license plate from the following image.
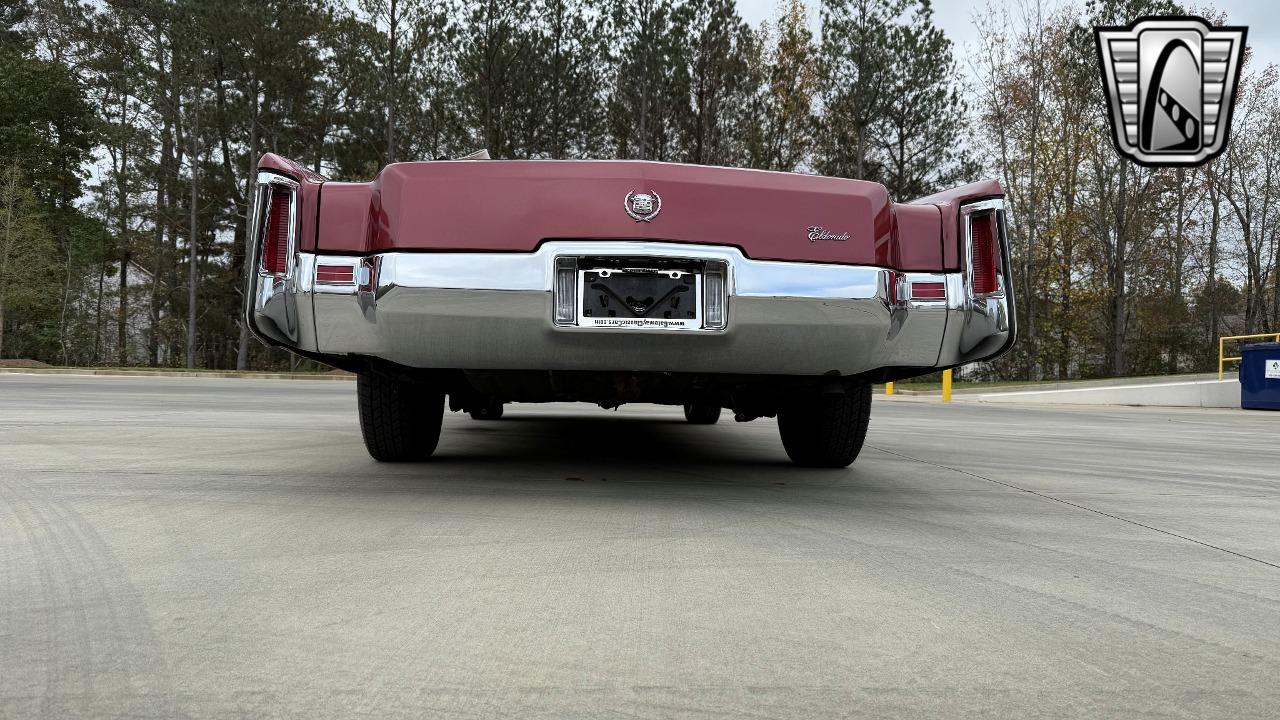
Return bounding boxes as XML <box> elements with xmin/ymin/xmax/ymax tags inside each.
<box><xmin>577</xmin><ymin>267</ymin><xmax>703</xmax><ymax>330</ymax></box>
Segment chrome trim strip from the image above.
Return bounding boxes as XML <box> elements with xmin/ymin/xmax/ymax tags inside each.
<box><xmin>959</xmin><ymin>198</ymin><xmax>1006</xmax><ymax>213</ymax></box>
<box><xmin>383</xmin><ymin>252</ymin><xmax>546</xmax><ymax>292</ymax></box>
<box><xmin>371</xmin><ymin>241</ymin><xmax>882</xmax><ymax>300</ymax></box>
<box><xmin>735</xmin><ymin>261</ymin><xmax>879</xmax><ymax>299</ymax></box>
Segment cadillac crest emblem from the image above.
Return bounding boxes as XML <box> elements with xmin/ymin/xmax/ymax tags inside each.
<box><xmin>624</xmin><ymin>191</ymin><xmax>661</xmax><ymax>222</ymax></box>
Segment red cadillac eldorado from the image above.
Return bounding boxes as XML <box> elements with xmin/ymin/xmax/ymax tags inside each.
<box><xmin>245</xmin><ymin>153</ymin><xmax>1015</xmax><ymax>467</ymax></box>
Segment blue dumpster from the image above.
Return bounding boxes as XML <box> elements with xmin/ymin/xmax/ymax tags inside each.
<box><xmin>1240</xmin><ymin>341</ymin><xmax>1280</xmax><ymax>410</ymax></box>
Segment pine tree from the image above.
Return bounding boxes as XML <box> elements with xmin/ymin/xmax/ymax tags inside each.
<box><xmin>1</xmin><ymin>0</ymin><xmax>97</xmax><ymax>363</ymax></box>
<box><xmin>748</xmin><ymin>0</ymin><xmax>819</xmax><ymax>172</ymax></box>
<box><xmin>456</xmin><ymin>0</ymin><xmax>540</xmax><ymax>158</ymax></box>
<box><xmin>607</xmin><ymin>0</ymin><xmax>686</xmax><ymax>161</ymax></box>
<box><xmin>675</xmin><ymin>0</ymin><xmax>759</xmax><ymax>166</ymax></box>
<box><xmin>529</xmin><ymin>0</ymin><xmax>610</xmax><ymax>159</ymax></box>
<box><xmin>0</xmin><ymin>164</ymin><xmax>57</xmax><ymax>358</ymax></box>
<box><xmin>814</xmin><ymin>0</ymin><xmax>904</xmax><ymax>181</ymax></box>
<box><xmin>874</xmin><ymin>3</ymin><xmax>976</xmax><ymax>199</ymax></box>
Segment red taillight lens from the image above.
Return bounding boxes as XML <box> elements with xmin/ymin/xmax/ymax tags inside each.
<box><xmin>970</xmin><ymin>212</ymin><xmax>999</xmax><ymax>296</ymax></box>
<box><xmin>261</xmin><ymin>188</ymin><xmax>292</xmax><ymax>275</ymax></box>
<box><xmin>910</xmin><ymin>281</ymin><xmax>946</xmax><ymax>300</ymax></box>
<box><xmin>316</xmin><ymin>264</ymin><xmax>355</xmax><ymax>284</ymax></box>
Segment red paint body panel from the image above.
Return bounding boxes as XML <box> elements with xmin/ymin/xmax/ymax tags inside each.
<box><xmin>909</xmin><ymin>179</ymin><xmax>1004</xmax><ymax>271</ymax></box>
<box><xmin>891</xmin><ymin>204</ymin><xmax>944</xmax><ymax>271</ymax></box>
<box><xmin>258</xmin><ymin>155</ymin><xmax>1005</xmax><ymax>272</ymax></box>
<box><xmin>317</xmin><ymin>182</ymin><xmax>374</xmax><ymax>251</ymax></box>
<box><xmin>352</xmin><ymin>161</ymin><xmax>893</xmax><ymax>266</ymax></box>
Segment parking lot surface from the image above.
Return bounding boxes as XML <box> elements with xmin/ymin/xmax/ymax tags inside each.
<box><xmin>2</xmin><ymin>373</ymin><xmax>1278</xmax><ymax>719</ymax></box>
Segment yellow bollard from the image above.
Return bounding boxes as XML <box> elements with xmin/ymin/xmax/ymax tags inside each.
<box><xmin>942</xmin><ymin>369</ymin><xmax>952</xmax><ymax>402</ymax></box>
<box><xmin>885</xmin><ymin>382</ymin><xmax>895</xmax><ymax>396</ymax></box>
<box><xmin>1219</xmin><ymin>336</ymin><xmax>1225</xmax><ymax>380</ymax></box>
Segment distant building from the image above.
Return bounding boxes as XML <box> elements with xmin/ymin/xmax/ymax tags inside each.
<box><xmin>77</xmin><ymin>260</ymin><xmax>163</xmax><ymax>366</ymax></box>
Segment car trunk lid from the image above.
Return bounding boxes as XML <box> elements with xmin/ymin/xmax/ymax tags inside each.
<box><xmin>318</xmin><ymin>160</ymin><xmax>902</xmax><ymax>267</ymax></box>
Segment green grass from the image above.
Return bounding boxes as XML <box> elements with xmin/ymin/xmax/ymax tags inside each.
<box><xmin>890</xmin><ymin>372</ymin><xmax>1218</xmax><ymax>393</ymax></box>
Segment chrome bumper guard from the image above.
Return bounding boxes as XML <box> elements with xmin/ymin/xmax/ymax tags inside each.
<box><xmin>247</xmin><ymin>235</ymin><xmax>1013</xmax><ymax>376</ymax></box>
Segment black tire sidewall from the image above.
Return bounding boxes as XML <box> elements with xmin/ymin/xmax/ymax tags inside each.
<box><xmin>683</xmin><ymin>403</ymin><xmax>722</xmax><ymax>424</ymax></box>
<box><xmin>777</xmin><ymin>383</ymin><xmax>871</xmax><ymax>468</ymax></box>
<box><xmin>357</xmin><ymin>372</ymin><xmax>445</xmax><ymax>461</ymax></box>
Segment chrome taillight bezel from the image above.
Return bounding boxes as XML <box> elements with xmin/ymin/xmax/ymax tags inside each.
<box><xmin>961</xmin><ymin>199</ymin><xmax>1007</xmax><ymax>300</ymax></box>
<box><xmin>701</xmin><ymin>260</ymin><xmax>728</xmax><ymax>330</ymax></box>
<box><xmin>253</xmin><ymin>171</ymin><xmax>299</xmax><ymax>279</ymax></box>
<box><xmin>552</xmin><ymin>256</ymin><xmax>578</xmax><ymax>326</ymax></box>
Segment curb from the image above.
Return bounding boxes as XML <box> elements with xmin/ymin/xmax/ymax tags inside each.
<box><xmin>878</xmin><ymin>372</ymin><xmax>1222</xmax><ymax>398</ymax></box>
<box><xmin>0</xmin><ymin>367</ymin><xmax>355</xmax><ymax>381</ymax></box>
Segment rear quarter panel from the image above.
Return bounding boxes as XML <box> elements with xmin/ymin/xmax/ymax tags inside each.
<box><xmin>908</xmin><ymin>179</ymin><xmax>1005</xmax><ymax>271</ymax></box>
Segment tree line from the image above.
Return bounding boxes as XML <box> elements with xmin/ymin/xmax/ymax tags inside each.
<box><xmin>0</xmin><ymin>0</ymin><xmax>1276</xmax><ymax>380</ymax></box>
<box><xmin>976</xmin><ymin>0</ymin><xmax>1279</xmax><ymax>378</ymax></box>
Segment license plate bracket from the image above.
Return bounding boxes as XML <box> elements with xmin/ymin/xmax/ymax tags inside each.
<box><xmin>577</xmin><ymin>266</ymin><xmax>703</xmax><ymax>329</ymax></box>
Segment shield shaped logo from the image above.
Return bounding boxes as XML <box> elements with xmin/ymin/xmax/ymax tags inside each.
<box><xmin>624</xmin><ymin>191</ymin><xmax>661</xmax><ymax>222</ymax></box>
<box><xmin>1095</xmin><ymin>16</ymin><xmax>1246</xmax><ymax>166</ymax></box>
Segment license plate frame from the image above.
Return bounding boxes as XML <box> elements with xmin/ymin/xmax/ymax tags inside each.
<box><xmin>576</xmin><ymin>266</ymin><xmax>703</xmax><ymax>330</ymax></box>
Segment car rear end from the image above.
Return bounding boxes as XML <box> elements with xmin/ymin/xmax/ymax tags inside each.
<box><xmin>245</xmin><ymin>153</ymin><xmax>1015</xmax><ymax>466</ymax></box>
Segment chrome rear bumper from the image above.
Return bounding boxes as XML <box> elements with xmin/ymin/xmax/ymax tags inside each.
<box><xmin>248</xmin><ymin>241</ymin><xmax>1012</xmax><ymax>376</ymax></box>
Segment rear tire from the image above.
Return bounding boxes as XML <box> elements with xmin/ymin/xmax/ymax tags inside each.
<box><xmin>777</xmin><ymin>383</ymin><xmax>871</xmax><ymax>468</ymax></box>
<box><xmin>357</xmin><ymin>371</ymin><xmax>444</xmax><ymax>462</ymax></box>
<box><xmin>468</xmin><ymin>399</ymin><xmax>504</xmax><ymax>420</ymax></box>
<box><xmin>683</xmin><ymin>403</ymin><xmax>722</xmax><ymax>424</ymax></box>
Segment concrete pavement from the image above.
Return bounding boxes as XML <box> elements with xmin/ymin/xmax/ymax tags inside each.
<box><xmin>1</xmin><ymin>374</ymin><xmax>1278</xmax><ymax>719</ymax></box>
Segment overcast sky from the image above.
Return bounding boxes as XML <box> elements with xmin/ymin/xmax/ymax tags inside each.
<box><xmin>735</xmin><ymin>0</ymin><xmax>1279</xmax><ymax>75</ymax></box>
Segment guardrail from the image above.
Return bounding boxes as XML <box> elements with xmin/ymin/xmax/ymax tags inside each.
<box><xmin>1219</xmin><ymin>332</ymin><xmax>1280</xmax><ymax>379</ymax></box>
